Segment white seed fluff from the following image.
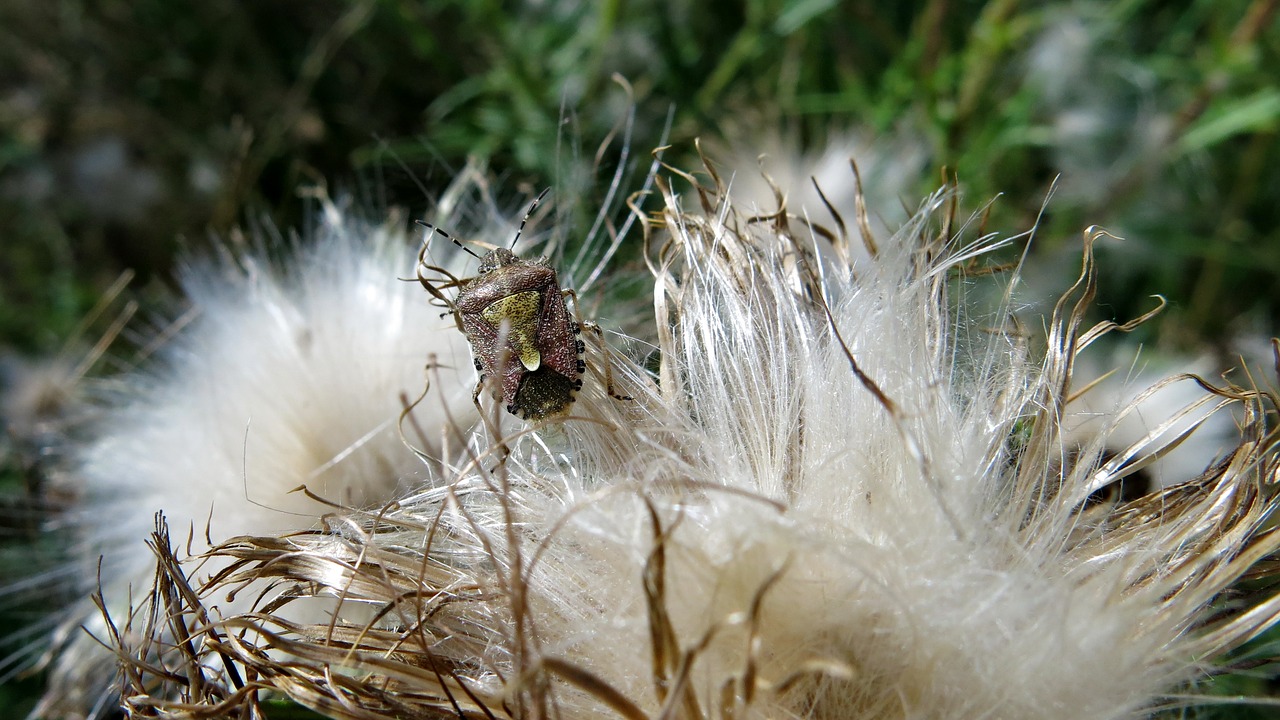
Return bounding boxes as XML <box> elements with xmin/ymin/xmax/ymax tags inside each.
<box><xmin>38</xmin><ymin>197</ymin><xmax>478</xmax><ymax>717</ymax></box>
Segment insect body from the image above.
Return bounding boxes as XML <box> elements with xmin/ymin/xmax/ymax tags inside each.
<box><xmin>455</xmin><ymin>247</ymin><xmax>585</xmax><ymax>420</ymax></box>
<box><xmin>417</xmin><ymin>191</ymin><xmax>588</xmax><ymax>421</ymax></box>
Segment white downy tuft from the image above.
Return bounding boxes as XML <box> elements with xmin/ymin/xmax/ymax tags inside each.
<box><xmin>32</xmin><ymin>176</ymin><xmax>527</xmax><ymax>716</ymax></box>
<box><xmin>104</xmin><ymin>156</ymin><xmax>1280</xmax><ymax>720</ymax></box>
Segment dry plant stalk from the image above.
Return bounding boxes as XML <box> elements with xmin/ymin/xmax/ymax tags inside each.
<box><xmin>106</xmin><ymin>153</ymin><xmax>1280</xmax><ymax>720</ymax></box>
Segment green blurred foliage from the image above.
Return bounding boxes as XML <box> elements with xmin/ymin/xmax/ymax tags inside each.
<box><xmin>1</xmin><ymin>0</ymin><xmax>1277</xmax><ymax>715</ymax></box>
<box><xmin>2</xmin><ymin>0</ymin><xmax>1276</xmax><ymax>353</ymax></box>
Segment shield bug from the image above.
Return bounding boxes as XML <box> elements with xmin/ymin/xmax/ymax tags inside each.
<box><xmin>416</xmin><ymin>190</ymin><xmax>625</xmax><ymax>421</ymax></box>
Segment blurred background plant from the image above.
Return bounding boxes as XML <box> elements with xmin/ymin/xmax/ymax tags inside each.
<box><xmin>1</xmin><ymin>0</ymin><xmax>1276</xmax><ymax>717</ymax></box>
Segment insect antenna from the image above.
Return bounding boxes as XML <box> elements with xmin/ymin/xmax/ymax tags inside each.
<box><xmin>415</xmin><ymin>219</ymin><xmax>482</xmax><ymax>260</ymax></box>
<box><xmin>510</xmin><ymin>188</ymin><xmax>551</xmax><ymax>251</ymax></box>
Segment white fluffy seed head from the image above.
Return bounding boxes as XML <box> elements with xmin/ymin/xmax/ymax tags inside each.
<box><xmin>485</xmin><ymin>185</ymin><xmax>1166</xmax><ymax>719</ymax></box>
<box><xmin>494</xmin><ymin>173</ymin><xmax>1276</xmax><ymax>719</ymax></box>
<box><xmin>98</xmin><ymin>158</ymin><xmax>1280</xmax><ymax>720</ymax></box>
<box><xmin>33</xmin><ymin>178</ymin><xmax>542</xmax><ymax>715</ymax></box>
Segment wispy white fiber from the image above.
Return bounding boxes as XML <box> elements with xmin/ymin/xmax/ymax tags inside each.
<box><xmin>33</xmin><ymin>186</ymin><xmax>496</xmax><ymax>717</ymax></box>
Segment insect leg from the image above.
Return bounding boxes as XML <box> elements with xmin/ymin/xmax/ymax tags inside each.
<box><xmin>562</xmin><ymin>289</ymin><xmax>633</xmax><ymax>403</ymax></box>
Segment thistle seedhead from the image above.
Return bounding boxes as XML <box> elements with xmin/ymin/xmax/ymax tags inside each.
<box><xmin>94</xmin><ymin>153</ymin><xmax>1280</xmax><ymax>720</ymax></box>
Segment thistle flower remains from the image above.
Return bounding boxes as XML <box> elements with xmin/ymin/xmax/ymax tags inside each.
<box><xmin>95</xmin><ymin>154</ymin><xmax>1280</xmax><ymax>720</ymax></box>
<box><xmin>27</xmin><ymin>180</ymin><xmax>507</xmax><ymax>717</ymax></box>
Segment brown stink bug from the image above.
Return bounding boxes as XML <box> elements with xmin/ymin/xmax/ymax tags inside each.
<box><xmin>416</xmin><ymin>190</ymin><xmax>625</xmax><ymax>421</ymax></box>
